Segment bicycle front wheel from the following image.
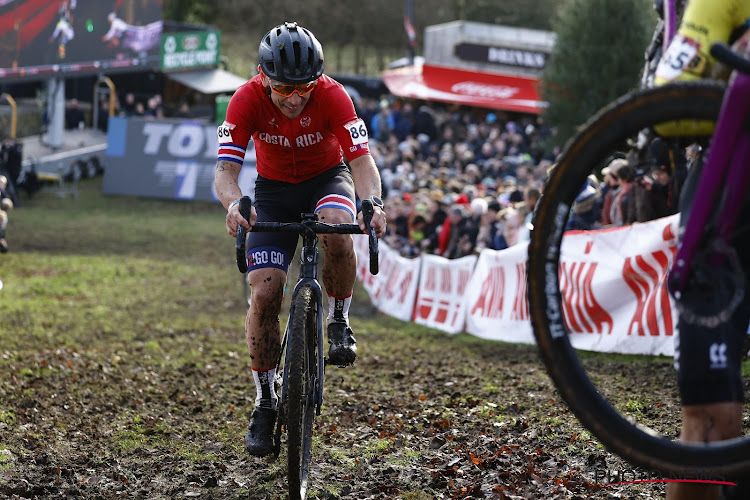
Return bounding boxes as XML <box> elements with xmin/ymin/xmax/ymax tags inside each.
<box><xmin>286</xmin><ymin>284</ymin><xmax>318</xmax><ymax>500</ymax></box>
<box><xmin>528</xmin><ymin>80</ymin><xmax>750</xmax><ymax>477</ymax></box>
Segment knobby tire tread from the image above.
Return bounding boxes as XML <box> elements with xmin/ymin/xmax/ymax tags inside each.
<box><xmin>528</xmin><ymin>80</ymin><xmax>750</xmax><ymax>477</ymax></box>
<box><xmin>286</xmin><ymin>285</ymin><xmax>317</xmax><ymax>500</ymax></box>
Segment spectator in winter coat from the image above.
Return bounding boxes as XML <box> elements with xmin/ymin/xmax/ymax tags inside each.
<box><xmin>610</xmin><ymin>164</ymin><xmax>636</xmax><ymax>226</ymax></box>
<box><xmin>599</xmin><ymin>158</ymin><xmax>628</xmax><ymax>226</ymax></box>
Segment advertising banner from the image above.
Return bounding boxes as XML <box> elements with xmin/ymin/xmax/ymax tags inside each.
<box><xmin>464</xmin><ymin>242</ymin><xmax>533</xmax><ymax>344</ymax></box>
<box><xmin>354</xmin><ymin>233</ymin><xmax>380</xmax><ymax>296</ymax></box>
<box><xmin>413</xmin><ymin>253</ymin><xmax>477</xmax><ymax>334</ymax></box>
<box><xmin>556</xmin><ymin>215</ymin><xmax>678</xmax><ymax>355</ymax></box>
<box><xmin>361</xmin><ymin>242</ymin><xmax>421</xmax><ymax>322</ymax></box>
<box><xmin>462</xmin><ymin>215</ymin><xmax>677</xmax><ymax>355</ymax></box>
<box><xmin>161</xmin><ymin>30</ymin><xmax>220</xmax><ymax>71</ymax></box>
<box><xmin>362</xmin><ymin>215</ymin><xmax>680</xmax><ymax>356</ymax></box>
<box><xmin>103</xmin><ymin>116</ymin><xmax>256</xmax><ymax>202</ymax></box>
<box><xmin>382</xmin><ymin>63</ymin><xmax>545</xmax><ymax>114</ymax></box>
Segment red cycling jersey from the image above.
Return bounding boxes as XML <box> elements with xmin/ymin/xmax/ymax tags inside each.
<box><xmin>217</xmin><ymin>74</ymin><xmax>370</xmax><ymax>183</ymax></box>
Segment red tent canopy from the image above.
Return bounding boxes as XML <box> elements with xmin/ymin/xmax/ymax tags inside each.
<box><xmin>381</xmin><ymin>63</ymin><xmax>546</xmax><ymax>115</ymax></box>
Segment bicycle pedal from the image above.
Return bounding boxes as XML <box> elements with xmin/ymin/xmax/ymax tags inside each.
<box><xmin>325</xmin><ymin>356</ymin><xmax>354</xmax><ymax>368</ymax></box>
<box><xmin>324</xmin><ymin>356</ymin><xmax>342</xmax><ymax>367</ymax></box>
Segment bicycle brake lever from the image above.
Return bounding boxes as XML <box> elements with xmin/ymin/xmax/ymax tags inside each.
<box><xmin>361</xmin><ymin>199</ymin><xmax>379</xmax><ymax>275</ymax></box>
<box><xmin>235</xmin><ymin>196</ymin><xmax>253</xmax><ymax>273</ymax></box>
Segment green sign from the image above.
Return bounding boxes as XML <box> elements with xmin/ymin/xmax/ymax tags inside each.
<box><xmin>161</xmin><ymin>30</ymin><xmax>221</xmax><ymax>71</ymax></box>
<box><xmin>215</xmin><ymin>95</ymin><xmax>231</xmax><ymax>123</ymax></box>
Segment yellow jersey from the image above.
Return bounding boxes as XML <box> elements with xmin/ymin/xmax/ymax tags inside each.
<box><xmin>655</xmin><ymin>0</ymin><xmax>750</xmax><ymax>84</ymax></box>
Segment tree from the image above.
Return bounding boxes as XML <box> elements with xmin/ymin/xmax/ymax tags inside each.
<box><xmin>541</xmin><ymin>0</ymin><xmax>655</xmax><ymax>147</ymax></box>
<box><xmin>163</xmin><ymin>0</ymin><xmax>216</xmax><ymax>25</ymax></box>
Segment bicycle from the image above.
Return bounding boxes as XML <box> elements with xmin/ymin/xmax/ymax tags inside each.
<box><xmin>235</xmin><ymin>196</ymin><xmax>379</xmax><ymax>500</ymax></box>
<box><xmin>527</xmin><ymin>35</ymin><xmax>750</xmax><ymax>479</ymax></box>
<box><xmin>527</xmin><ymin>32</ymin><xmax>750</xmax><ymax>478</ymax></box>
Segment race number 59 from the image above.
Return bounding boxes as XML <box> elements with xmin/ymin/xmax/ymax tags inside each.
<box><xmin>655</xmin><ymin>34</ymin><xmax>699</xmax><ymax>81</ymax></box>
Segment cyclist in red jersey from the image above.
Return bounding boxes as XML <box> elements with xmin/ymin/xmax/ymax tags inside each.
<box><xmin>213</xmin><ymin>22</ymin><xmax>386</xmax><ymax>457</ymax></box>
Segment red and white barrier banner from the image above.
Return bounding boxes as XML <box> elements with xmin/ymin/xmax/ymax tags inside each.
<box><xmin>356</xmin><ymin>215</ymin><xmax>680</xmax><ymax>356</ymax></box>
<box><xmin>354</xmin><ymin>234</ymin><xmax>379</xmax><ymax>296</ymax></box>
<box><xmin>464</xmin><ymin>215</ymin><xmax>679</xmax><ymax>355</ymax></box>
<box><xmin>372</xmin><ymin>244</ymin><xmax>421</xmax><ymax>322</ymax></box>
<box><xmin>353</xmin><ymin>235</ymin><xmax>421</xmax><ymax>322</ymax></box>
<box><xmin>465</xmin><ymin>242</ymin><xmax>534</xmax><ymax>344</ymax></box>
<box><xmin>412</xmin><ymin>254</ymin><xmax>477</xmax><ymax>334</ymax></box>
<box><xmin>557</xmin><ymin>215</ymin><xmax>679</xmax><ymax>355</ymax></box>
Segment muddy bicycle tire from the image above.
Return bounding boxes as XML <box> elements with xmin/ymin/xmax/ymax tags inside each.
<box><xmin>285</xmin><ymin>284</ymin><xmax>318</xmax><ymax>500</ymax></box>
<box><xmin>527</xmin><ymin>80</ymin><xmax>750</xmax><ymax>478</ymax></box>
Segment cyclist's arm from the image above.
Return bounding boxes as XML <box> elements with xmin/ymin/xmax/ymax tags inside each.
<box><xmin>350</xmin><ymin>154</ymin><xmax>386</xmax><ymax>237</ymax></box>
<box><xmin>349</xmin><ymin>154</ymin><xmax>382</xmax><ymax>202</ymax></box>
<box><xmin>215</xmin><ymin>112</ymin><xmax>256</xmax><ymax>236</ymax></box>
<box><xmin>214</xmin><ymin>159</ymin><xmax>243</xmax><ymax>210</ymax></box>
<box><xmin>215</xmin><ymin>159</ymin><xmax>253</xmax><ymax>237</ymax></box>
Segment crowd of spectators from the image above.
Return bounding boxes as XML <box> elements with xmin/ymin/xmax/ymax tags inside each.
<box><xmin>93</xmin><ymin>92</ymin><xmax>197</xmax><ymax>132</ymax></box>
<box><xmin>354</xmin><ymin>96</ymin><xmax>554</xmax><ymax>259</ymax></box>
<box><xmin>356</xmin><ymin>96</ymin><xmax>680</xmax><ymax>260</ymax></box>
<box><xmin>567</xmin><ymin>138</ymin><xmax>680</xmax><ymax>233</ymax></box>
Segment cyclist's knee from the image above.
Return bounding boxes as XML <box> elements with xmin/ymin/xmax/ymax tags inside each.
<box><xmin>320</xmin><ymin>233</ymin><xmax>354</xmax><ymax>259</ymax></box>
<box><xmin>250</xmin><ymin>288</ymin><xmax>283</xmax><ymax>314</ymax></box>
<box><xmin>249</xmin><ymin>270</ymin><xmax>285</xmax><ymax>311</ymax></box>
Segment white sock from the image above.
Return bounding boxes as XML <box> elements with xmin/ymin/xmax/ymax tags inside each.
<box><xmin>327</xmin><ymin>293</ymin><xmax>352</xmax><ymax>324</ymax></box>
<box><xmin>252</xmin><ymin>367</ymin><xmax>278</xmax><ymax>410</ymax></box>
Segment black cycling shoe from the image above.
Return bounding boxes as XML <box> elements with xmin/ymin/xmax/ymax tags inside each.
<box><xmin>245</xmin><ymin>407</ymin><xmax>277</xmax><ymax>457</ymax></box>
<box><xmin>327</xmin><ymin>321</ymin><xmax>357</xmax><ymax>366</ymax></box>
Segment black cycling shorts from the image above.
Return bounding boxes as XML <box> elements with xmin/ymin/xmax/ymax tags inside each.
<box><xmin>675</xmin><ymin>162</ymin><xmax>750</xmax><ymax>405</ymax></box>
<box><xmin>246</xmin><ymin>163</ymin><xmax>355</xmax><ymax>274</ymax></box>
<box><xmin>675</xmin><ymin>295</ymin><xmax>749</xmax><ymax>405</ymax></box>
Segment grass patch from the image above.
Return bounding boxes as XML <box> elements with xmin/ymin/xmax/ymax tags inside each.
<box><xmin>1</xmin><ymin>178</ymin><xmax>244</xmax><ymax>352</ymax></box>
<box><xmin>0</xmin><ymin>450</ymin><xmax>13</xmax><ymax>472</ymax></box>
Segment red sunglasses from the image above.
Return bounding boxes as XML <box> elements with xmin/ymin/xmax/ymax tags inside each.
<box><xmin>269</xmin><ymin>80</ymin><xmax>316</xmax><ymax>97</ymax></box>
<box><xmin>265</xmin><ymin>75</ymin><xmax>317</xmax><ymax>97</ymax></box>
<box><xmin>260</xmin><ymin>68</ymin><xmax>317</xmax><ymax>97</ymax></box>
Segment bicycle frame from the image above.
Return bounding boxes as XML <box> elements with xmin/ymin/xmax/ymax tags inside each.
<box><xmin>642</xmin><ymin>0</ymin><xmax>680</xmax><ymax>88</ymax></box>
<box><xmin>662</xmin><ymin>0</ymin><xmax>678</xmax><ymax>51</ymax></box>
<box><xmin>669</xmin><ymin>54</ymin><xmax>750</xmax><ymax>294</ymax></box>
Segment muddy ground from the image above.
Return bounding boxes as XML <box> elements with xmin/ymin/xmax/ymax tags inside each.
<box><xmin>0</xmin><ymin>314</ymin><xmax>681</xmax><ymax>499</ymax></box>
<box><xmin>0</xmin><ymin>181</ymin><xmax>690</xmax><ymax>499</ymax></box>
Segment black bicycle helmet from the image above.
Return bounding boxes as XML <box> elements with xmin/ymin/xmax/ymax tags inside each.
<box><xmin>258</xmin><ymin>22</ymin><xmax>324</xmax><ymax>83</ymax></box>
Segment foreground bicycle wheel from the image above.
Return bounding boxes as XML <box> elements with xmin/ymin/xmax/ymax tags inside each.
<box><xmin>528</xmin><ymin>80</ymin><xmax>750</xmax><ymax>477</ymax></box>
<box><xmin>285</xmin><ymin>284</ymin><xmax>318</xmax><ymax>500</ymax></box>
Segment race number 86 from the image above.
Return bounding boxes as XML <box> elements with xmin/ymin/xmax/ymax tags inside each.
<box><xmin>349</xmin><ymin>124</ymin><xmax>367</xmax><ymax>139</ymax></box>
<box><xmin>346</xmin><ymin>119</ymin><xmax>368</xmax><ymax>146</ymax></box>
<box><xmin>218</xmin><ymin>126</ymin><xmax>231</xmax><ymax>139</ymax></box>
